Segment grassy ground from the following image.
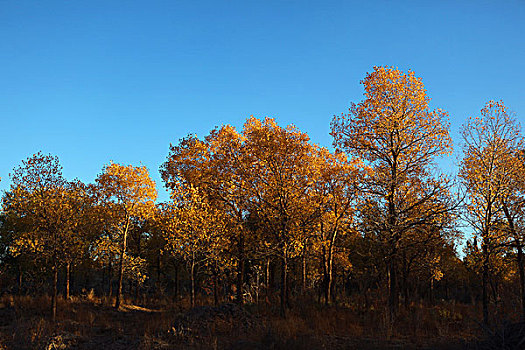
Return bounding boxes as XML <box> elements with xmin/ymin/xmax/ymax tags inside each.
<box><xmin>0</xmin><ymin>294</ymin><xmax>491</xmax><ymax>349</ymax></box>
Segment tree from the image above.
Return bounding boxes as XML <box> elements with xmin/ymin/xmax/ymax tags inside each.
<box><xmin>309</xmin><ymin>147</ymin><xmax>365</xmax><ymax>304</ymax></box>
<box><xmin>498</xmin><ymin>150</ymin><xmax>525</xmax><ymax>320</ymax></box>
<box><xmin>4</xmin><ymin>152</ymin><xmax>82</xmax><ymax>320</ymax></box>
<box><xmin>159</xmin><ymin>184</ymin><xmax>229</xmax><ymax>307</ymax></box>
<box><xmin>96</xmin><ymin>162</ymin><xmax>157</xmax><ymax>309</ymax></box>
<box><xmin>331</xmin><ymin>66</ymin><xmax>454</xmax><ymax>323</ymax></box>
<box><xmin>241</xmin><ymin>117</ymin><xmax>316</xmax><ymax>316</ymax></box>
<box><xmin>459</xmin><ymin>100</ymin><xmax>523</xmax><ymax>324</ymax></box>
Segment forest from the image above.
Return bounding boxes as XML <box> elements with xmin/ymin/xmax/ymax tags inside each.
<box><xmin>1</xmin><ymin>66</ymin><xmax>524</xmax><ymax>349</ymax></box>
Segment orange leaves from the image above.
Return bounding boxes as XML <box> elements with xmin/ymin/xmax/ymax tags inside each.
<box><xmin>459</xmin><ymin>100</ymin><xmax>524</xmax><ymax>242</ymax></box>
<box><xmin>96</xmin><ymin>162</ymin><xmax>157</xmax><ymax>221</ymax></box>
<box><xmin>331</xmin><ymin>66</ymin><xmax>458</xmax><ymax>284</ymax></box>
<box><xmin>332</xmin><ymin>66</ymin><xmax>452</xmax><ymax>168</ymax></box>
<box><xmin>4</xmin><ymin>152</ymin><xmax>91</xmax><ymax>268</ymax></box>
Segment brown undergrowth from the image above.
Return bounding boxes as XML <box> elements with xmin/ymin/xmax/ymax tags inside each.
<box><xmin>0</xmin><ymin>294</ymin><xmax>489</xmax><ymax>349</ymax></box>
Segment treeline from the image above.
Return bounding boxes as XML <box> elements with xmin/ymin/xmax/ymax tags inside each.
<box><xmin>0</xmin><ymin>67</ymin><xmax>524</xmax><ymax>327</ymax></box>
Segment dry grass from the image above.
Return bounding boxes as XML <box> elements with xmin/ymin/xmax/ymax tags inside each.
<box><xmin>0</xmin><ymin>294</ymin><xmax>485</xmax><ymax>349</ymax></box>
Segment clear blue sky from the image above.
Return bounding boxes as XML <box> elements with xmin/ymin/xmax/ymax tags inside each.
<box><xmin>1</xmin><ymin>0</ymin><xmax>524</xmax><ymax>203</ymax></box>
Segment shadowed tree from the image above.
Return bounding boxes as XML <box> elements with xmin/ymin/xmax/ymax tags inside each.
<box><xmin>4</xmin><ymin>152</ymin><xmax>85</xmax><ymax>320</ymax></box>
<box><xmin>460</xmin><ymin>100</ymin><xmax>523</xmax><ymax>325</ymax></box>
<box><xmin>331</xmin><ymin>66</ymin><xmax>453</xmax><ymax>325</ymax></box>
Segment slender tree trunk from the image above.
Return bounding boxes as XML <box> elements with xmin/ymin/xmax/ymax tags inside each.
<box><xmin>326</xmin><ymin>236</ymin><xmax>336</xmax><ymax>305</ymax></box>
<box><xmin>429</xmin><ymin>278</ymin><xmax>434</xmax><ymax>305</ymax></box>
<box><xmin>174</xmin><ymin>262</ymin><xmax>179</xmax><ymax>300</ymax></box>
<box><xmin>255</xmin><ymin>268</ymin><xmax>260</xmax><ymax>304</ymax></box>
<box><xmin>108</xmin><ymin>259</ymin><xmax>113</xmax><ymax>298</ymax></box>
<box><xmin>190</xmin><ymin>258</ymin><xmax>196</xmax><ymax>308</ymax></box>
<box><xmin>265</xmin><ymin>257</ymin><xmax>270</xmax><ymax>302</ymax></box>
<box><xmin>302</xmin><ymin>236</ymin><xmax>308</xmax><ymax>293</ymax></box>
<box><xmin>115</xmin><ymin>223</ymin><xmax>129</xmax><ymax>309</ymax></box>
<box><xmin>402</xmin><ymin>253</ymin><xmax>409</xmax><ymax>309</ymax></box>
<box><xmin>65</xmin><ymin>262</ymin><xmax>71</xmax><ymax>300</ymax></box>
<box><xmin>52</xmin><ymin>264</ymin><xmax>58</xmax><ymax>321</ymax></box>
<box><xmin>321</xmin><ymin>246</ymin><xmax>329</xmax><ymax>305</ymax></box>
<box><xmin>280</xmin><ymin>254</ymin><xmax>288</xmax><ymax>317</ymax></box>
<box><xmin>482</xmin><ymin>243</ymin><xmax>489</xmax><ymax>326</ymax></box>
<box><xmin>214</xmin><ymin>264</ymin><xmax>219</xmax><ymax>306</ymax></box>
<box><xmin>135</xmin><ymin>230</ymin><xmax>142</xmax><ymax>302</ymax></box>
<box><xmin>388</xmin><ymin>256</ymin><xmax>398</xmax><ymax>325</ymax></box>
<box><xmin>388</xmin><ymin>157</ymin><xmax>398</xmax><ymax>328</ymax></box>
<box><xmin>102</xmin><ymin>261</ymin><xmax>106</xmax><ymax>297</ymax></box>
<box><xmin>302</xmin><ymin>249</ymin><xmax>307</xmax><ymax>293</ymax></box>
<box><xmin>325</xmin><ymin>258</ymin><xmax>332</xmax><ymax>305</ymax></box>
<box><xmin>517</xmin><ymin>241</ymin><xmax>525</xmax><ymax>320</ymax></box>
<box><xmin>236</xmin><ymin>232</ymin><xmax>245</xmax><ymax>304</ymax></box>
<box><xmin>332</xmin><ymin>263</ymin><xmax>337</xmax><ymax>304</ymax></box>
<box><xmin>18</xmin><ymin>264</ymin><xmax>23</xmax><ymax>295</ymax></box>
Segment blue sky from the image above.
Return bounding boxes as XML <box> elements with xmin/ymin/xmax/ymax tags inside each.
<box><xmin>1</xmin><ymin>0</ymin><xmax>524</xmax><ymax>203</ymax></box>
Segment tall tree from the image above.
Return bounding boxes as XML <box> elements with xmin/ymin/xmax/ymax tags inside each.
<box><xmin>459</xmin><ymin>100</ymin><xmax>523</xmax><ymax>324</ymax></box>
<box><xmin>159</xmin><ymin>184</ymin><xmax>229</xmax><ymax>307</ymax></box>
<box><xmin>241</xmin><ymin>117</ymin><xmax>315</xmax><ymax>316</ymax></box>
<box><xmin>4</xmin><ymin>152</ymin><xmax>80</xmax><ymax>320</ymax></box>
<box><xmin>161</xmin><ymin>126</ymin><xmax>253</xmax><ymax>304</ymax></box>
<box><xmin>331</xmin><ymin>66</ymin><xmax>453</xmax><ymax>323</ymax></box>
<box><xmin>309</xmin><ymin>147</ymin><xmax>365</xmax><ymax>304</ymax></box>
<box><xmin>96</xmin><ymin>162</ymin><xmax>157</xmax><ymax>309</ymax></box>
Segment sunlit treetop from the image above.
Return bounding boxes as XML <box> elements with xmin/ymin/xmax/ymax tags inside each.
<box><xmin>96</xmin><ymin>162</ymin><xmax>158</xmax><ymax>218</ymax></box>
<box><xmin>331</xmin><ymin>66</ymin><xmax>452</xmax><ymax>172</ymax></box>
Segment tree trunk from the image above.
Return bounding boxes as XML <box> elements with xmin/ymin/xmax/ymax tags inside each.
<box><xmin>517</xmin><ymin>241</ymin><xmax>525</xmax><ymax>320</ymax></box>
<box><xmin>482</xmin><ymin>243</ymin><xmax>489</xmax><ymax>326</ymax></box>
<box><xmin>236</xmin><ymin>232</ymin><xmax>245</xmax><ymax>304</ymax></box>
<box><xmin>174</xmin><ymin>262</ymin><xmax>179</xmax><ymax>300</ymax></box>
<box><xmin>135</xmin><ymin>230</ymin><xmax>142</xmax><ymax>303</ymax></box>
<box><xmin>157</xmin><ymin>254</ymin><xmax>161</xmax><ymax>289</ymax></box>
<box><xmin>214</xmin><ymin>264</ymin><xmax>219</xmax><ymax>306</ymax></box>
<box><xmin>52</xmin><ymin>264</ymin><xmax>58</xmax><ymax>321</ymax></box>
<box><xmin>302</xmin><ymin>250</ymin><xmax>307</xmax><ymax>293</ymax></box>
<box><xmin>302</xmin><ymin>236</ymin><xmax>308</xmax><ymax>294</ymax></box>
<box><xmin>388</xmin><ymin>256</ymin><xmax>398</xmax><ymax>325</ymax></box>
<box><xmin>108</xmin><ymin>259</ymin><xmax>113</xmax><ymax>298</ymax></box>
<box><xmin>115</xmin><ymin>224</ymin><xmax>129</xmax><ymax>309</ymax></box>
<box><xmin>280</xmin><ymin>254</ymin><xmax>288</xmax><ymax>317</ymax></box>
<box><xmin>255</xmin><ymin>268</ymin><xmax>260</xmax><ymax>304</ymax></box>
<box><xmin>18</xmin><ymin>264</ymin><xmax>23</xmax><ymax>295</ymax></box>
<box><xmin>266</xmin><ymin>257</ymin><xmax>271</xmax><ymax>302</ymax></box>
<box><xmin>402</xmin><ymin>252</ymin><xmax>409</xmax><ymax>309</ymax></box>
<box><xmin>190</xmin><ymin>258</ymin><xmax>196</xmax><ymax>308</ymax></box>
<box><xmin>428</xmin><ymin>277</ymin><xmax>434</xmax><ymax>305</ymax></box>
<box><xmin>65</xmin><ymin>262</ymin><xmax>71</xmax><ymax>300</ymax></box>
<box><xmin>321</xmin><ymin>246</ymin><xmax>329</xmax><ymax>305</ymax></box>
<box><xmin>326</xmin><ymin>240</ymin><xmax>336</xmax><ymax>305</ymax></box>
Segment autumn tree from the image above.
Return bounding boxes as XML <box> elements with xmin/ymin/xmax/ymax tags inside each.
<box><xmin>309</xmin><ymin>147</ymin><xmax>365</xmax><ymax>304</ymax></box>
<box><xmin>3</xmin><ymin>152</ymin><xmax>85</xmax><ymax>320</ymax></box>
<box><xmin>96</xmin><ymin>162</ymin><xmax>157</xmax><ymax>309</ymax></box>
<box><xmin>240</xmin><ymin>117</ymin><xmax>317</xmax><ymax>316</ymax></box>
<box><xmin>162</xmin><ymin>117</ymin><xmax>324</xmax><ymax>315</ymax></box>
<box><xmin>499</xmin><ymin>151</ymin><xmax>525</xmax><ymax>320</ymax></box>
<box><xmin>158</xmin><ymin>184</ymin><xmax>229</xmax><ymax>307</ymax></box>
<box><xmin>161</xmin><ymin>126</ymin><xmax>254</xmax><ymax>304</ymax></box>
<box><xmin>459</xmin><ymin>100</ymin><xmax>523</xmax><ymax>324</ymax></box>
<box><xmin>331</xmin><ymin>66</ymin><xmax>454</xmax><ymax>323</ymax></box>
